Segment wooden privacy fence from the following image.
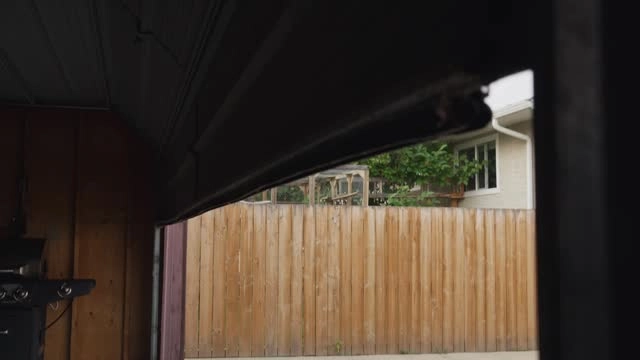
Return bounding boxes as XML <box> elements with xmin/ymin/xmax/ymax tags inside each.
<box><xmin>184</xmin><ymin>204</ymin><xmax>537</xmax><ymax>358</ymax></box>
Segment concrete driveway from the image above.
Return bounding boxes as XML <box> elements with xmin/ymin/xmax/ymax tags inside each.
<box><xmin>190</xmin><ymin>351</ymin><xmax>538</xmax><ymax>360</ymax></box>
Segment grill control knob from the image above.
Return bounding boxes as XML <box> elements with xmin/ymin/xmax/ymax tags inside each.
<box><xmin>0</xmin><ymin>288</ymin><xmax>6</xmax><ymax>300</ymax></box>
<box><xmin>58</xmin><ymin>283</ymin><xmax>72</xmax><ymax>298</ymax></box>
<box><xmin>13</xmin><ymin>287</ymin><xmax>29</xmax><ymax>301</ymax></box>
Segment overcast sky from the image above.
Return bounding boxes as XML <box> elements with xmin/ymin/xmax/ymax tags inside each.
<box><xmin>484</xmin><ymin>69</ymin><xmax>533</xmax><ymax>111</ymax></box>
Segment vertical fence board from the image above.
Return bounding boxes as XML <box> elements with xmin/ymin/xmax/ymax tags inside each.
<box><xmin>225</xmin><ymin>206</ymin><xmax>241</xmax><ymax>357</ymax></box>
<box><xmin>303</xmin><ymin>206</ymin><xmax>316</xmax><ymax>355</ymax></box>
<box><xmin>505</xmin><ymin>210</ymin><xmax>517</xmax><ymax>350</ymax></box>
<box><xmin>397</xmin><ymin>207</ymin><xmax>411</xmax><ymax>353</ymax></box>
<box><xmin>442</xmin><ymin>209</ymin><xmax>454</xmax><ymax>353</ymax></box>
<box><xmin>197</xmin><ymin>213</ymin><xmax>213</xmax><ymax>357</ymax></box>
<box><xmin>251</xmin><ymin>206</ymin><xmax>266</xmax><ymax>356</ymax></box>
<box><xmin>516</xmin><ymin>211</ymin><xmax>529</xmax><ymax>350</ymax></box>
<box><xmin>453</xmin><ymin>209</ymin><xmax>466</xmax><ymax>352</ymax></box>
<box><xmin>212</xmin><ymin>209</ymin><xmax>227</xmax><ymax>357</ymax></box>
<box><xmin>339</xmin><ymin>206</ymin><xmax>352</xmax><ymax>354</ymax></box>
<box><xmin>419</xmin><ymin>209</ymin><xmax>432</xmax><ymax>354</ymax></box>
<box><xmin>185</xmin><ymin>217</ymin><xmax>202</xmax><ymax>358</ymax></box>
<box><xmin>464</xmin><ymin>209</ymin><xmax>477</xmax><ymax>352</ymax></box>
<box><xmin>526</xmin><ymin>211</ymin><xmax>538</xmax><ymax>350</ymax></box>
<box><xmin>476</xmin><ymin>209</ymin><xmax>487</xmax><ymax>351</ymax></box>
<box><xmin>387</xmin><ymin>207</ymin><xmax>399</xmax><ymax>354</ymax></box>
<box><xmin>431</xmin><ymin>208</ymin><xmax>444</xmax><ymax>353</ymax></box>
<box><xmin>485</xmin><ymin>210</ymin><xmax>497</xmax><ymax>352</ymax></box>
<box><xmin>315</xmin><ymin>206</ymin><xmax>329</xmax><ymax>355</ymax></box>
<box><xmin>291</xmin><ymin>206</ymin><xmax>304</xmax><ymax>355</ymax></box>
<box><xmin>409</xmin><ymin>208</ymin><xmax>422</xmax><ymax>353</ymax></box>
<box><xmin>265</xmin><ymin>206</ymin><xmax>279</xmax><ymax>356</ymax></box>
<box><xmin>277</xmin><ymin>206</ymin><xmax>293</xmax><ymax>355</ymax></box>
<box><xmin>351</xmin><ymin>206</ymin><xmax>365</xmax><ymax>355</ymax></box>
<box><xmin>364</xmin><ymin>207</ymin><xmax>377</xmax><ymax>354</ymax></box>
<box><xmin>239</xmin><ymin>206</ymin><xmax>253</xmax><ymax>356</ymax></box>
<box><xmin>374</xmin><ymin>207</ymin><xmax>387</xmax><ymax>354</ymax></box>
<box><xmin>495</xmin><ymin>210</ymin><xmax>507</xmax><ymax>351</ymax></box>
<box><xmin>327</xmin><ymin>207</ymin><xmax>341</xmax><ymax>354</ymax></box>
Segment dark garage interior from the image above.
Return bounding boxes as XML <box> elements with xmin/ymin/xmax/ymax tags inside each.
<box><xmin>0</xmin><ymin>1</ymin><xmax>636</xmax><ymax>360</ymax></box>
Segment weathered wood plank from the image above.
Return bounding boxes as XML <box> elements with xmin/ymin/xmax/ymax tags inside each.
<box><xmin>339</xmin><ymin>206</ymin><xmax>352</xmax><ymax>355</ymax></box>
<box><xmin>239</xmin><ymin>205</ymin><xmax>253</xmax><ymax>357</ymax></box>
<box><xmin>315</xmin><ymin>206</ymin><xmax>329</xmax><ymax>355</ymax></box>
<box><xmin>225</xmin><ymin>206</ymin><xmax>241</xmax><ymax>357</ymax></box>
<box><xmin>516</xmin><ymin>210</ymin><xmax>529</xmax><ymax>350</ymax></box>
<box><xmin>409</xmin><ymin>208</ymin><xmax>421</xmax><ymax>353</ymax></box>
<box><xmin>265</xmin><ymin>205</ymin><xmax>279</xmax><ymax>356</ymax></box>
<box><xmin>364</xmin><ymin>207</ymin><xmax>377</xmax><ymax>354</ymax></box>
<box><xmin>485</xmin><ymin>210</ymin><xmax>497</xmax><ymax>352</ymax></box>
<box><xmin>277</xmin><ymin>205</ymin><xmax>292</xmax><ymax>355</ymax></box>
<box><xmin>290</xmin><ymin>205</ymin><xmax>305</xmax><ymax>355</ymax></box>
<box><xmin>185</xmin><ymin>217</ymin><xmax>202</xmax><ymax>358</ymax></box>
<box><xmin>495</xmin><ymin>210</ymin><xmax>507</xmax><ymax>351</ymax></box>
<box><xmin>526</xmin><ymin>211</ymin><xmax>538</xmax><ymax>350</ymax></box>
<box><xmin>505</xmin><ymin>210</ymin><xmax>517</xmax><ymax>350</ymax></box>
<box><xmin>419</xmin><ymin>208</ymin><xmax>432</xmax><ymax>354</ymax></box>
<box><xmin>453</xmin><ymin>209</ymin><xmax>466</xmax><ymax>352</ymax></box>
<box><xmin>397</xmin><ymin>208</ymin><xmax>410</xmax><ymax>353</ymax></box>
<box><xmin>476</xmin><ymin>209</ymin><xmax>487</xmax><ymax>351</ymax></box>
<box><xmin>350</xmin><ymin>206</ymin><xmax>364</xmax><ymax>355</ymax></box>
<box><xmin>212</xmin><ymin>209</ymin><xmax>227</xmax><ymax>357</ymax></box>
<box><xmin>374</xmin><ymin>207</ymin><xmax>387</xmax><ymax>354</ymax></box>
<box><xmin>251</xmin><ymin>206</ymin><xmax>267</xmax><ymax>356</ymax></box>
<box><xmin>327</xmin><ymin>206</ymin><xmax>341</xmax><ymax>354</ymax></box>
<box><xmin>431</xmin><ymin>208</ymin><xmax>444</xmax><ymax>353</ymax></box>
<box><xmin>198</xmin><ymin>212</ymin><xmax>215</xmax><ymax>357</ymax></box>
<box><xmin>303</xmin><ymin>206</ymin><xmax>316</xmax><ymax>355</ymax></box>
<box><xmin>464</xmin><ymin>209</ymin><xmax>477</xmax><ymax>352</ymax></box>
<box><xmin>442</xmin><ymin>208</ymin><xmax>454</xmax><ymax>353</ymax></box>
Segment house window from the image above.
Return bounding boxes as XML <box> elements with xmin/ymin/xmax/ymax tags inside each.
<box><xmin>458</xmin><ymin>139</ymin><xmax>497</xmax><ymax>192</ymax></box>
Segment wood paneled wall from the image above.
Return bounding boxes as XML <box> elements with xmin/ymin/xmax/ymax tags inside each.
<box><xmin>0</xmin><ymin>108</ymin><xmax>154</xmax><ymax>360</ymax></box>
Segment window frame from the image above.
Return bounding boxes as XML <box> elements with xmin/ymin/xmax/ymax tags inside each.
<box><xmin>454</xmin><ymin>134</ymin><xmax>500</xmax><ymax>197</ymax></box>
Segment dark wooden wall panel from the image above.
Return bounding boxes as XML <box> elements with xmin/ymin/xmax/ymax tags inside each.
<box><xmin>0</xmin><ymin>108</ymin><xmax>22</xmax><ymax>230</ymax></box>
<box><xmin>24</xmin><ymin>110</ymin><xmax>78</xmax><ymax>360</ymax></box>
<box><xmin>123</xmin><ymin>131</ymin><xmax>155</xmax><ymax>360</ymax></box>
<box><xmin>0</xmin><ymin>108</ymin><xmax>154</xmax><ymax>360</ymax></box>
<box><xmin>71</xmin><ymin>113</ymin><xmax>130</xmax><ymax>360</ymax></box>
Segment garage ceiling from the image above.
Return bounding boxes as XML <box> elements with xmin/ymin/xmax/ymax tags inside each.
<box><xmin>0</xmin><ymin>0</ymin><xmax>531</xmax><ymax>223</ymax></box>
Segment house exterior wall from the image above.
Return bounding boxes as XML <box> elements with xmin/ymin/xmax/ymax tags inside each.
<box><xmin>458</xmin><ymin>121</ymin><xmax>534</xmax><ymax>209</ymax></box>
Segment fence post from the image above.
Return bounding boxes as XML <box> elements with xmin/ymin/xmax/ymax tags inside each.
<box><xmin>363</xmin><ymin>168</ymin><xmax>370</xmax><ymax>206</ymax></box>
<box><xmin>308</xmin><ymin>175</ymin><xmax>316</xmax><ymax>205</ymax></box>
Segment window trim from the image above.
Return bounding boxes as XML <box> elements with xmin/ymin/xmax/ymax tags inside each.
<box><xmin>454</xmin><ymin>134</ymin><xmax>500</xmax><ymax>197</ymax></box>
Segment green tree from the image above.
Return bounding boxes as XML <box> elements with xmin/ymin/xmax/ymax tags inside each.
<box><xmin>358</xmin><ymin>142</ymin><xmax>484</xmax><ymax>206</ymax></box>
